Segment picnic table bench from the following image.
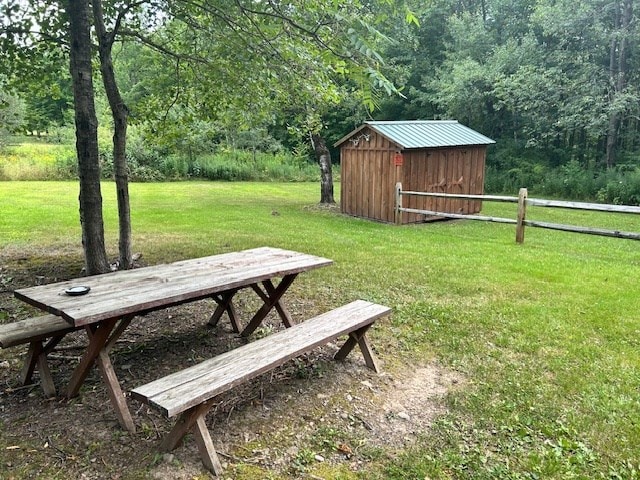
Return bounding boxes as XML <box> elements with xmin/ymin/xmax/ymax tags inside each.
<box><xmin>0</xmin><ymin>314</ymin><xmax>81</xmax><ymax>397</ymax></box>
<box><xmin>131</xmin><ymin>300</ymin><xmax>391</xmax><ymax>476</ymax></box>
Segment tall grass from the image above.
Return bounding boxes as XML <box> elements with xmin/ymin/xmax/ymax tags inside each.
<box><xmin>486</xmin><ymin>154</ymin><xmax>640</xmax><ymax>205</ymax></box>
<box><xmin>1</xmin><ymin>181</ymin><xmax>638</xmax><ymax>479</ymax></box>
<box><xmin>0</xmin><ymin>137</ymin><xmax>330</xmax><ymax>182</ymax></box>
<box><xmin>0</xmin><ymin>141</ymin><xmax>76</xmax><ymax>180</ymax></box>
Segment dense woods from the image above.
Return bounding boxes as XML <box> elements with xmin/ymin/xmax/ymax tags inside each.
<box><xmin>375</xmin><ymin>0</ymin><xmax>640</xmax><ymax>205</ymax></box>
<box><xmin>1</xmin><ymin>0</ymin><xmax>640</xmax><ymax>205</ymax></box>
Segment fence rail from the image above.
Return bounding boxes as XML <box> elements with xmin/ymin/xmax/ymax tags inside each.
<box><xmin>395</xmin><ymin>183</ymin><xmax>640</xmax><ymax>243</ymax></box>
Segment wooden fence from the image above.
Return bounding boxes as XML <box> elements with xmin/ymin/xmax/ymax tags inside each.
<box><xmin>394</xmin><ymin>183</ymin><xmax>640</xmax><ymax>243</ymax></box>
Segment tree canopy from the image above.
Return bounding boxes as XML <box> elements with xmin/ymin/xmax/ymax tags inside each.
<box><xmin>379</xmin><ymin>0</ymin><xmax>639</xmax><ymax>171</ymax></box>
<box><xmin>0</xmin><ymin>0</ymin><xmax>413</xmax><ymax>271</ymax></box>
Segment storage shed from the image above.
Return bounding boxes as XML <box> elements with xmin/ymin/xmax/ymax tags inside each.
<box><xmin>335</xmin><ymin>120</ymin><xmax>495</xmax><ymax>224</ymax></box>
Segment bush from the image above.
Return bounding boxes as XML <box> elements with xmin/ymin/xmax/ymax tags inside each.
<box><xmin>595</xmin><ymin>167</ymin><xmax>640</xmax><ymax>205</ymax></box>
<box><xmin>486</xmin><ymin>162</ymin><xmax>640</xmax><ymax>205</ymax></box>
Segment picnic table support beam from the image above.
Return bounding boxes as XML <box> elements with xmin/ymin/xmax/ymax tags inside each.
<box><xmin>66</xmin><ymin>316</ymin><xmax>136</xmax><ymax>433</ymax></box>
<box><xmin>36</xmin><ymin>348</ymin><xmax>57</xmax><ymax>397</ymax></box>
<box><xmin>160</xmin><ymin>400</ymin><xmax>223</xmax><ymax>476</ymax></box>
<box><xmin>20</xmin><ymin>341</ymin><xmax>57</xmax><ymax>397</ymax></box>
<box><xmin>20</xmin><ymin>342</ymin><xmax>43</xmax><ymax>389</ymax></box>
<box><xmin>208</xmin><ymin>289</ymin><xmax>240</xmax><ymax>333</ymax></box>
<box><xmin>334</xmin><ymin>324</ymin><xmax>380</xmax><ymax>373</ymax></box>
<box><xmin>251</xmin><ymin>280</ymin><xmax>294</xmax><ymax>328</ymax></box>
<box><xmin>241</xmin><ymin>274</ymin><xmax>297</xmax><ymax>337</ymax></box>
<box><xmin>193</xmin><ymin>415</ymin><xmax>224</xmax><ymax>475</ymax></box>
<box><xmin>96</xmin><ymin>349</ymin><xmax>135</xmax><ymax>433</ymax></box>
<box><xmin>19</xmin><ymin>331</ymin><xmax>69</xmax><ymax>397</ymax></box>
<box><xmin>67</xmin><ymin>318</ymin><xmax>118</xmax><ymax>398</ymax></box>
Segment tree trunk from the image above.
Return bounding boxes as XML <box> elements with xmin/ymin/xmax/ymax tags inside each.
<box><xmin>67</xmin><ymin>0</ymin><xmax>110</xmax><ymax>275</ymax></box>
<box><xmin>605</xmin><ymin>0</ymin><xmax>632</xmax><ymax>169</ymax></box>
<box><xmin>311</xmin><ymin>133</ymin><xmax>335</xmax><ymax>204</ymax></box>
<box><xmin>93</xmin><ymin>0</ymin><xmax>133</xmax><ymax>269</ymax></box>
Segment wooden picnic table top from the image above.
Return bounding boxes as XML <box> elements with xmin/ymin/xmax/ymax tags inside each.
<box><xmin>14</xmin><ymin>247</ymin><xmax>332</xmax><ymax>327</ymax></box>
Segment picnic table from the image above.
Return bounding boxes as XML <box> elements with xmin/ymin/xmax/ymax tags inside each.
<box><xmin>13</xmin><ymin>246</ymin><xmax>332</xmax><ymax>432</ymax></box>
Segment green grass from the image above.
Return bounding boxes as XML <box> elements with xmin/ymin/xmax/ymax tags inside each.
<box><xmin>1</xmin><ymin>181</ymin><xmax>639</xmax><ymax>479</ymax></box>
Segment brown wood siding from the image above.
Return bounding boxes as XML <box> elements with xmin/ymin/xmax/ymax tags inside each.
<box><xmin>461</xmin><ymin>147</ymin><xmax>473</xmax><ymax>214</ymax></box>
<box><xmin>339</xmin><ymin>129</ymin><xmax>487</xmax><ymax>224</ymax></box>
<box><xmin>339</xmin><ymin>128</ymin><xmax>397</xmax><ymax>222</ymax></box>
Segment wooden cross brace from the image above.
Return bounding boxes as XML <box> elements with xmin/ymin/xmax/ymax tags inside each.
<box><xmin>20</xmin><ymin>333</ymin><xmax>67</xmax><ymax>398</ymax></box>
<box><xmin>66</xmin><ymin>315</ymin><xmax>136</xmax><ymax>433</ymax></box>
<box><xmin>207</xmin><ymin>274</ymin><xmax>298</xmax><ymax>337</ymax></box>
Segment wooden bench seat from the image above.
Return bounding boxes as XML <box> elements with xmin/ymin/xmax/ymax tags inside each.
<box><xmin>0</xmin><ymin>314</ymin><xmax>79</xmax><ymax>397</ymax></box>
<box><xmin>131</xmin><ymin>300</ymin><xmax>391</xmax><ymax>476</ymax></box>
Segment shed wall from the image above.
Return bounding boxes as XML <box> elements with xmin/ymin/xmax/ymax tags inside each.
<box><xmin>398</xmin><ymin>146</ymin><xmax>486</xmax><ymax>223</ymax></box>
<box><xmin>339</xmin><ymin>128</ymin><xmax>487</xmax><ymax>224</ymax></box>
<box><xmin>340</xmin><ymin>128</ymin><xmax>398</xmax><ymax>223</ymax></box>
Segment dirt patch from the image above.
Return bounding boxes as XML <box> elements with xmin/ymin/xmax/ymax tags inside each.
<box><xmin>0</xmin><ymin>257</ymin><xmax>463</xmax><ymax>479</ymax></box>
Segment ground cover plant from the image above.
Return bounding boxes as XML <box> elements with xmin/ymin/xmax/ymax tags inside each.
<box><xmin>0</xmin><ymin>137</ymin><xmax>328</xmax><ymax>183</ymax></box>
<box><xmin>0</xmin><ymin>181</ymin><xmax>639</xmax><ymax>479</ymax></box>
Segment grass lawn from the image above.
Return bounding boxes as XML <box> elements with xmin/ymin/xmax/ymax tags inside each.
<box><xmin>1</xmin><ymin>181</ymin><xmax>639</xmax><ymax>479</ymax></box>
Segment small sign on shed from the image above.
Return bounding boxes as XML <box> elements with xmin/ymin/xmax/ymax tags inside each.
<box><xmin>334</xmin><ymin>120</ymin><xmax>495</xmax><ymax>224</ymax></box>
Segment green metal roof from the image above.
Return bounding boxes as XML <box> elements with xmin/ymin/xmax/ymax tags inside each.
<box><xmin>335</xmin><ymin>120</ymin><xmax>495</xmax><ymax>149</ymax></box>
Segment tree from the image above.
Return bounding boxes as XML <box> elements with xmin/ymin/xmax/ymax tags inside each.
<box><xmin>0</xmin><ymin>90</ymin><xmax>25</xmax><ymax>141</ymax></box>
<box><xmin>311</xmin><ymin>132</ymin><xmax>335</xmax><ymax>204</ymax></box>
<box><xmin>111</xmin><ymin>1</ymin><xmax>407</xmax><ymax>205</ymax></box>
<box><xmin>2</xmin><ymin>0</ymin><xmax>410</xmax><ymax>271</ymax></box>
<box><xmin>385</xmin><ymin>0</ymin><xmax>640</xmax><ymax>173</ymax></box>
<box><xmin>605</xmin><ymin>0</ymin><xmax>634</xmax><ymax>168</ymax></box>
<box><xmin>93</xmin><ymin>0</ymin><xmax>132</xmax><ymax>269</ymax></box>
<box><xmin>67</xmin><ymin>0</ymin><xmax>110</xmax><ymax>274</ymax></box>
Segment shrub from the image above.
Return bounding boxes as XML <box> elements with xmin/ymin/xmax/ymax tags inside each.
<box><xmin>596</xmin><ymin>167</ymin><xmax>640</xmax><ymax>205</ymax></box>
<box><xmin>486</xmin><ymin>162</ymin><xmax>640</xmax><ymax>205</ymax></box>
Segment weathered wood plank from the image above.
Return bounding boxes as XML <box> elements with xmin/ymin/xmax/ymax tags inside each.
<box><xmin>22</xmin><ymin>254</ymin><xmax>322</xmax><ymax>315</ymax></box>
<box><xmin>132</xmin><ymin>300</ymin><xmax>391</xmax><ymax>417</ymax></box>
<box><xmin>0</xmin><ymin>314</ymin><xmax>78</xmax><ymax>348</ymax></box>
<box><xmin>524</xmin><ymin>220</ymin><xmax>640</xmax><ymax>240</ymax></box>
<box><xmin>96</xmin><ymin>349</ymin><xmax>136</xmax><ymax>433</ymax></box>
<box><xmin>15</xmin><ymin>247</ymin><xmax>332</xmax><ymax>327</ymax></box>
<box><xmin>527</xmin><ymin>198</ymin><xmax>640</xmax><ymax>213</ymax></box>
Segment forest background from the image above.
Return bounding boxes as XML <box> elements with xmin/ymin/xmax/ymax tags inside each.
<box><xmin>2</xmin><ymin>0</ymin><xmax>640</xmax><ymax>206</ymax></box>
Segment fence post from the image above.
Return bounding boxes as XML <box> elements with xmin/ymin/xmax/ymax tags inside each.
<box><xmin>395</xmin><ymin>182</ymin><xmax>402</xmax><ymax>225</ymax></box>
<box><xmin>516</xmin><ymin>188</ymin><xmax>528</xmax><ymax>243</ymax></box>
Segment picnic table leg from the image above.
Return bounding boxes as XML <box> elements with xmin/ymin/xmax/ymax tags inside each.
<box><xmin>67</xmin><ymin>317</ymin><xmax>136</xmax><ymax>432</ymax></box>
<box><xmin>241</xmin><ymin>274</ymin><xmax>297</xmax><ymax>337</ymax></box>
<box><xmin>334</xmin><ymin>324</ymin><xmax>380</xmax><ymax>373</ymax></box>
<box><xmin>20</xmin><ymin>342</ymin><xmax>40</xmax><ymax>387</ymax></box>
<box><xmin>95</xmin><ymin>349</ymin><xmax>135</xmax><ymax>432</ymax></box>
<box><xmin>251</xmin><ymin>280</ymin><xmax>295</xmax><ymax>328</ymax></box>
<box><xmin>66</xmin><ymin>318</ymin><xmax>118</xmax><ymax>398</ymax></box>
<box><xmin>20</xmin><ymin>333</ymin><xmax>69</xmax><ymax>397</ymax></box>
<box><xmin>160</xmin><ymin>400</ymin><xmax>223</xmax><ymax>475</ymax></box>
<box><xmin>36</xmin><ymin>348</ymin><xmax>57</xmax><ymax>397</ymax></box>
<box><xmin>20</xmin><ymin>341</ymin><xmax>56</xmax><ymax>397</ymax></box>
<box><xmin>193</xmin><ymin>415</ymin><xmax>224</xmax><ymax>475</ymax></box>
<box><xmin>208</xmin><ymin>289</ymin><xmax>240</xmax><ymax>333</ymax></box>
